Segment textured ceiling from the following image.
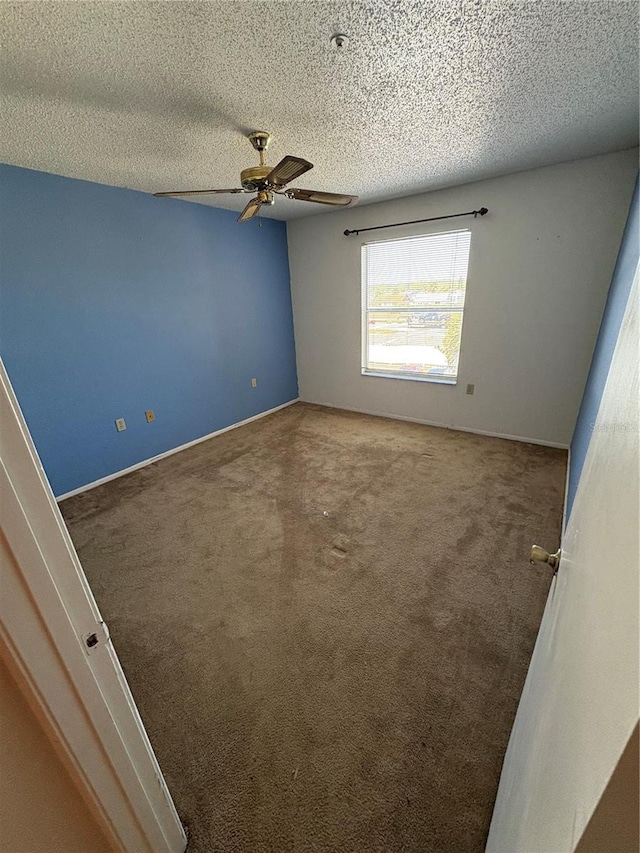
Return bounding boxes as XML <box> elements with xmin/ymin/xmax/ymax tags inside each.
<box><xmin>0</xmin><ymin>1</ymin><xmax>638</xmax><ymax>220</ymax></box>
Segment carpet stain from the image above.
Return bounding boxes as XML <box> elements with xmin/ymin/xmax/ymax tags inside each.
<box><xmin>61</xmin><ymin>403</ymin><xmax>566</xmax><ymax>853</ymax></box>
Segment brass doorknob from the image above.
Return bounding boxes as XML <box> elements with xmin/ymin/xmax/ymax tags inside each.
<box><xmin>530</xmin><ymin>545</ymin><xmax>561</xmax><ymax>570</ymax></box>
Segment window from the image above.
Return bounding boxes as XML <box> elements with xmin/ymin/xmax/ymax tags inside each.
<box><xmin>361</xmin><ymin>229</ymin><xmax>471</xmax><ymax>383</ymax></box>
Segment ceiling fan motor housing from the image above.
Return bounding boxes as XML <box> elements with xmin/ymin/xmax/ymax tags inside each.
<box><xmin>240</xmin><ymin>165</ymin><xmax>272</xmax><ymax>191</ymax></box>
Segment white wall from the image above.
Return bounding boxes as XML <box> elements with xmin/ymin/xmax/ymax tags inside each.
<box><xmin>287</xmin><ymin>149</ymin><xmax>638</xmax><ymax>446</ymax></box>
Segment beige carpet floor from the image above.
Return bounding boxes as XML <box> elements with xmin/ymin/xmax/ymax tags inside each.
<box><xmin>61</xmin><ymin>403</ymin><xmax>566</xmax><ymax>853</ymax></box>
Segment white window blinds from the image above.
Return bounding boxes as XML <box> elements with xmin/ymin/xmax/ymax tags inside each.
<box><xmin>362</xmin><ymin>229</ymin><xmax>472</xmax><ymax>381</ymax></box>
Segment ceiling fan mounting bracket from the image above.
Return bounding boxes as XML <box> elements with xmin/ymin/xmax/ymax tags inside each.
<box><xmin>248</xmin><ymin>131</ymin><xmax>271</xmax><ymax>153</ymax></box>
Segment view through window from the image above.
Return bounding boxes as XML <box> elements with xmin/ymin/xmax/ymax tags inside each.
<box><xmin>362</xmin><ymin>229</ymin><xmax>472</xmax><ymax>381</ymax></box>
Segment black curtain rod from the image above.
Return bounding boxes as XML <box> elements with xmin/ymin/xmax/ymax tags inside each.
<box><xmin>343</xmin><ymin>207</ymin><xmax>488</xmax><ymax>237</ymax></box>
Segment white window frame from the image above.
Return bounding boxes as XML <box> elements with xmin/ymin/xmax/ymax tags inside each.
<box><xmin>360</xmin><ymin>229</ymin><xmax>471</xmax><ymax>385</ymax></box>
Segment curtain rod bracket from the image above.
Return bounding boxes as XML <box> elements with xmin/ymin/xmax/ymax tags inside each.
<box><xmin>343</xmin><ymin>206</ymin><xmax>488</xmax><ymax>237</ymax></box>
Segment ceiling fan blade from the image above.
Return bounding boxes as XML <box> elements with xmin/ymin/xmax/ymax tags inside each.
<box><xmin>237</xmin><ymin>197</ymin><xmax>262</xmax><ymax>222</ymax></box>
<box><xmin>154</xmin><ymin>188</ymin><xmax>247</xmax><ymax>197</ymax></box>
<box><xmin>283</xmin><ymin>188</ymin><xmax>357</xmax><ymax>206</ymax></box>
<box><xmin>266</xmin><ymin>156</ymin><xmax>313</xmax><ymax>187</ymax></box>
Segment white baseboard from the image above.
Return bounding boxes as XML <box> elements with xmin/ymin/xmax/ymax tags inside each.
<box><xmin>56</xmin><ymin>398</ymin><xmax>300</xmax><ymax>502</ymax></box>
<box><xmin>301</xmin><ymin>399</ymin><xmax>570</xmax><ymax>450</ymax></box>
<box><xmin>57</xmin><ymin>396</ymin><xmax>567</xmax><ymax>502</ymax></box>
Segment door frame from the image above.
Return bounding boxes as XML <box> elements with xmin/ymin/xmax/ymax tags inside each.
<box><xmin>0</xmin><ymin>358</ymin><xmax>187</xmax><ymax>853</ymax></box>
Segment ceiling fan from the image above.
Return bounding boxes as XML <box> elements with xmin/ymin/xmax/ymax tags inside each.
<box><xmin>154</xmin><ymin>131</ymin><xmax>358</xmax><ymax>221</ymax></box>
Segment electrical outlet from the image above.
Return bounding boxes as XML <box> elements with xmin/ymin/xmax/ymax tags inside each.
<box><xmin>115</xmin><ymin>417</ymin><xmax>127</xmax><ymax>432</ymax></box>
<box><xmin>251</xmin><ymin>378</ymin><xmax>258</xmax><ymax>388</ymax></box>
<box><xmin>145</xmin><ymin>410</ymin><xmax>155</xmax><ymax>423</ymax></box>
<box><xmin>466</xmin><ymin>384</ymin><xmax>475</xmax><ymax>396</ymax></box>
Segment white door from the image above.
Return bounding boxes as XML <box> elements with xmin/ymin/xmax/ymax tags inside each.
<box><xmin>0</xmin><ymin>359</ymin><xmax>187</xmax><ymax>853</ymax></box>
<box><xmin>486</xmin><ymin>268</ymin><xmax>639</xmax><ymax>851</ymax></box>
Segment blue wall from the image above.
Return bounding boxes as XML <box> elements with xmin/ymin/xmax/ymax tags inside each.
<box><xmin>0</xmin><ymin>164</ymin><xmax>298</xmax><ymax>497</ymax></box>
<box><xmin>567</xmin><ymin>175</ymin><xmax>638</xmax><ymax>518</ymax></box>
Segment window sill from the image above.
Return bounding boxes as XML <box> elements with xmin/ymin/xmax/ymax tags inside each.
<box><xmin>361</xmin><ymin>369</ymin><xmax>457</xmax><ymax>385</ymax></box>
